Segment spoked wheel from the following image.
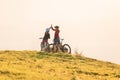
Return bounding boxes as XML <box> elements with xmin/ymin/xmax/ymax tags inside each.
<box><xmin>62</xmin><ymin>44</ymin><xmax>71</xmax><ymax>54</ymax></box>
<box><xmin>48</xmin><ymin>44</ymin><xmax>58</xmax><ymax>53</ymax></box>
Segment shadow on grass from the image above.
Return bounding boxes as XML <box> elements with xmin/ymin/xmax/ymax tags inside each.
<box><xmin>76</xmin><ymin>70</ymin><xmax>100</xmax><ymax>76</ymax></box>
<box><xmin>0</xmin><ymin>70</ymin><xmax>25</xmax><ymax>76</ymax></box>
<box><xmin>36</xmin><ymin>52</ymin><xmax>75</xmax><ymax>60</ymax></box>
<box><xmin>76</xmin><ymin>69</ymin><xmax>113</xmax><ymax>77</ymax></box>
<box><xmin>116</xmin><ymin>75</ymin><xmax>120</xmax><ymax>78</ymax></box>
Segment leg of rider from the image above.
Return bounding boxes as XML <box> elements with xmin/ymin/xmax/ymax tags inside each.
<box><xmin>41</xmin><ymin>40</ymin><xmax>44</xmax><ymax>51</ymax></box>
<box><xmin>57</xmin><ymin>38</ymin><xmax>61</xmax><ymax>50</ymax></box>
<box><xmin>42</xmin><ymin>40</ymin><xmax>46</xmax><ymax>51</ymax></box>
<box><xmin>44</xmin><ymin>40</ymin><xmax>49</xmax><ymax>51</ymax></box>
<box><xmin>55</xmin><ymin>38</ymin><xmax>61</xmax><ymax>51</ymax></box>
<box><xmin>53</xmin><ymin>39</ymin><xmax>57</xmax><ymax>52</ymax></box>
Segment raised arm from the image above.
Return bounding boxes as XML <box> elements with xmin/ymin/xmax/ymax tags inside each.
<box><xmin>51</xmin><ymin>24</ymin><xmax>55</xmax><ymax>31</ymax></box>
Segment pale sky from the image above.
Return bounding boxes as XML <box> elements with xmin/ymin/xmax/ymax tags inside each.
<box><xmin>0</xmin><ymin>0</ymin><xmax>120</xmax><ymax>64</ymax></box>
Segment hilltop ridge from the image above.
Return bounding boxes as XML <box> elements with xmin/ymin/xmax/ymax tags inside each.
<box><xmin>0</xmin><ymin>50</ymin><xmax>120</xmax><ymax>80</ymax></box>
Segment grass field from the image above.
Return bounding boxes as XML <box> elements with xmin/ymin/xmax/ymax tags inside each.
<box><xmin>0</xmin><ymin>50</ymin><xmax>120</xmax><ymax>80</ymax></box>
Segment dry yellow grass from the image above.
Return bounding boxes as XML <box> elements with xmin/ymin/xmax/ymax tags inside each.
<box><xmin>0</xmin><ymin>50</ymin><xmax>120</xmax><ymax>80</ymax></box>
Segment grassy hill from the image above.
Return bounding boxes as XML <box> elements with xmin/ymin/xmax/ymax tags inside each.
<box><xmin>0</xmin><ymin>51</ymin><xmax>120</xmax><ymax>80</ymax></box>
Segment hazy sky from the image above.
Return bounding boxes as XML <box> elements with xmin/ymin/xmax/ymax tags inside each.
<box><xmin>0</xmin><ymin>0</ymin><xmax>120</xmax><ymax>64</ymax></box>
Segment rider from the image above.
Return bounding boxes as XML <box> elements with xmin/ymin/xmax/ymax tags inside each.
<box><xmin>50</xmin><ymin>24</ymin><xmax>60</xmax><ymax>45</ymax></box>
<box><xmin>41</xmin><ymin>27</ymin><xmax>50</xmax><ymax>51</ymax></box>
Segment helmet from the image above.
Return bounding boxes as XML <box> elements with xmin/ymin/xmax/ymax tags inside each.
<box><xmin>46</xmin><ymin>28</ymin><xmax>50</xmax><ymax>32</ymax></box>
<box><xmin>54</xmin><ymin>26</ymin><xmax>59</xmax><ymax>28</ymax></box>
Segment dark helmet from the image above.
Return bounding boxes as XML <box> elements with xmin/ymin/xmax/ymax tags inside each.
<box><xmin>54</xmin><ymin>26</ymin><xmax>59</xmax><ymax>28</ymax></box>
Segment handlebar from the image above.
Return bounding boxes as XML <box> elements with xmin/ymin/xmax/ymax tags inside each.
<box><xmin>39</xmin><ymin>37</ymin><xmax>64</xmax><ymax>41</ymax></box>
<box><xmin>61</xmin><ymin>39</ymin><xmax>64</xmax><ymax>41</ymax></box>
<box><xmin>39</xmin><ymin>37</ymin><xmax>43</xmax><ymax>39</ymax></box>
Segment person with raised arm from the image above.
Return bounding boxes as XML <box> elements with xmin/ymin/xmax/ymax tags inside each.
<box><xmin>50</xmin><ymin>24</ymin><xmax>60</xmax><ymax>45</ymax></box>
